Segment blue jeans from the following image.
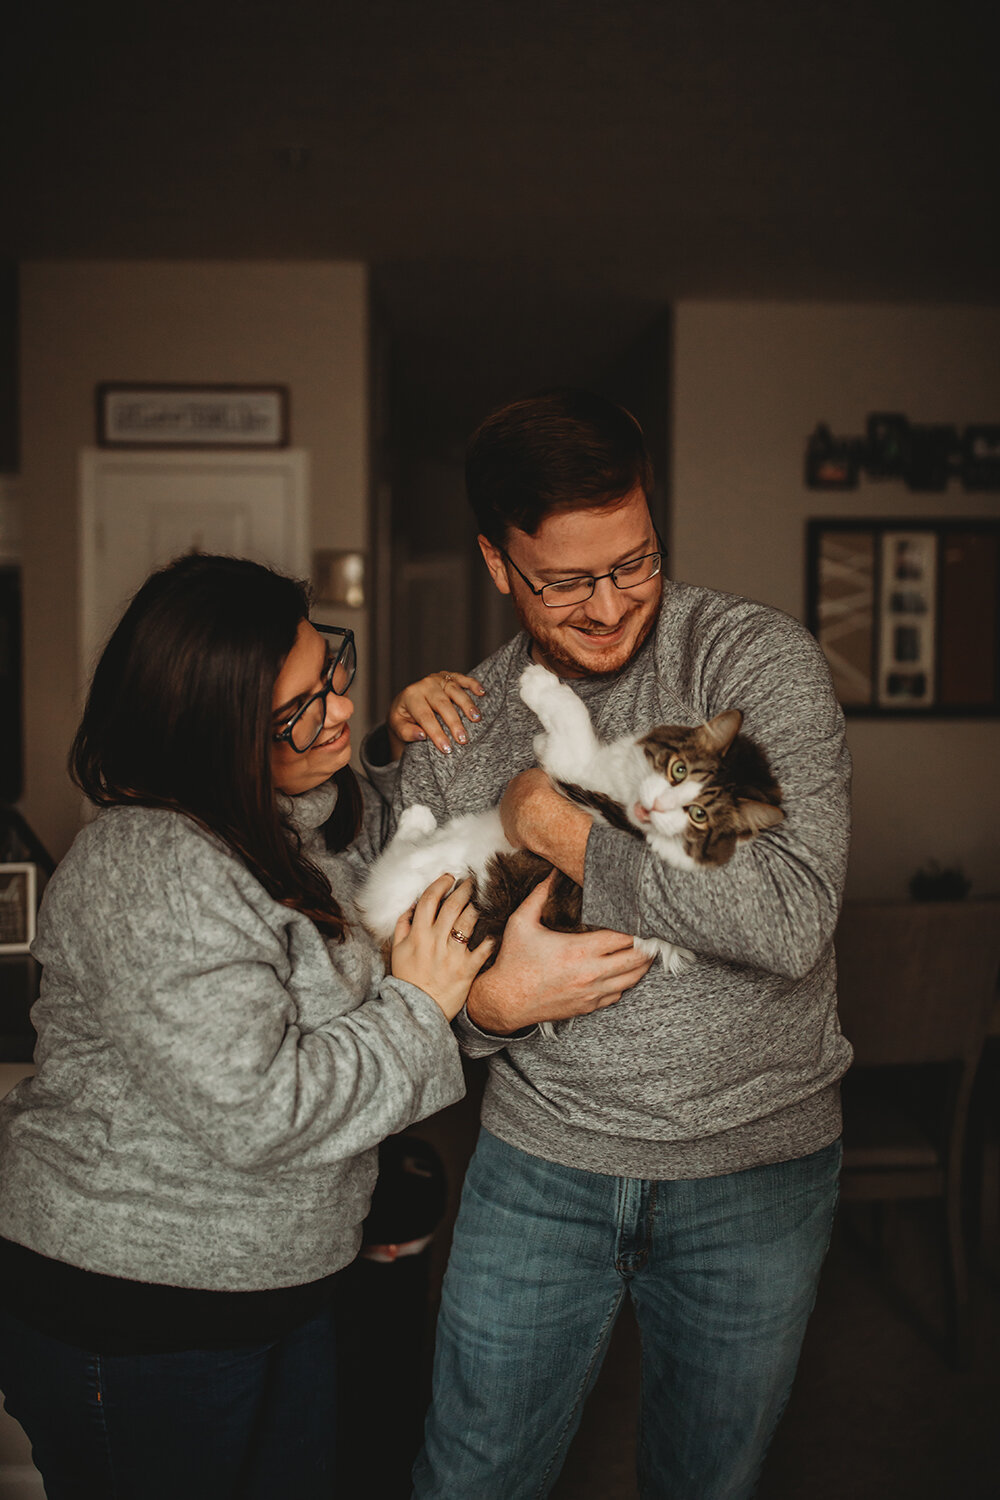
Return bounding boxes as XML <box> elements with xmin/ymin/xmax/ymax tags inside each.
<box><xmin>413</xmin><ymin>1130</ymin><xmax>841</xmax><ymax>1500</ymax></box>
<box><xmin>0</xmin><ymin>1304</ymin><xmax>337</xmax><ymax>1499</ymax></box>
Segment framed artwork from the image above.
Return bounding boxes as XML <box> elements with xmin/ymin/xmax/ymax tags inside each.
<box><xmin>804</xmin><ymin>415</ymin><xmax>1000</xmax><ymax>492</ymax></box>
<box><xmin>804</xmin><ymin>425</ymin><xmax>860</xmax><ymax>489</ymax></box>
<box><xmin>962</xmin><ymin>425</ymin><xmax>1000</xmax><ymax>490</ymax></box>
<box><xmin>0</xmin><ymin>863</ymin><xmax>36</xmax><ymax>953</ymax></box>
<box><xmin>806</xmin><ymin>519</ymin><xmax>1000</xmax><ymax>716</ymax></box>
<box><xmin>97</xmin><ymin>384</ymin><xmax>289</xmax><ymax>449</ymax></box>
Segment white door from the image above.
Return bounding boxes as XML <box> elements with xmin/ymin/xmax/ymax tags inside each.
<box><xmin>79</xmin><ymin>448</ymin><xmax>309</xmax><ymax>679</ymax></box>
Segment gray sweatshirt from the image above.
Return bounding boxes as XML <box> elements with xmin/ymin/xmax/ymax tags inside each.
<box><xmin>391</xmin><ymin>580</ymin><xmax>854</xmax><ymax>1180</ymax></box>
<box><xmin>0</xmin><ymin>782</ymin><xmax>464</xmax><ymax>1290</ymax></box>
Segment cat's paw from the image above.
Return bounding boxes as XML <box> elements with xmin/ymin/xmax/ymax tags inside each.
<box><xmin>662</xmin><ymin>943</ymin><xmax>696</xmax><ymax>975</ymax></box>
<box><xmin>633</xmin><ymin>936</ymin><xmax>695</xmax><ymax>975</ymax></box>
<box><xmin>518</xmin><ymin>663</ymin><xmax>559</xmax><ymax>714</ymax></box>
<box><xmin>538</xmin><ymin>1018</ymin><xmax>575</xmax><ymax>1041</ymax></box>
<box><xmin>518</xmin><ymin>664</ymin><xmax>582</xmax><ymax>728</ymax></box>
<box><xmin>632</xmin><ymin>936</ymin><xmax>660</xmax><ymax>960</ymax></box>
<box><xmin>519</xmin><ymin>665</ymin><xmax>599</xmax><ymax>779</ymax></box>
<box><xmin>396</xmin><ymin>805</ymin><xmax>438</xmax><ymax>840</ymax></box>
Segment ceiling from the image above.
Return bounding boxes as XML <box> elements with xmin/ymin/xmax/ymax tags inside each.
<box><xmin>5</xmin><ymin>0</ymin><xmax>998</xmax><ymax>443</ymax></box>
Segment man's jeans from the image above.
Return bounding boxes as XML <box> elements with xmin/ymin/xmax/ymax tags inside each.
<box><xmin>0</xmin><ymin>1303</ymin><xmax>337</xmax><ymax>1499</ymax></box>
<box><xmin>413</xmin><ymin>1129</ymin><xmax>841</xmax><ymax>1500</ymax></box>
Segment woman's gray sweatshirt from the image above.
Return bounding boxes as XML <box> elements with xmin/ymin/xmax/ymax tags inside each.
<box><xmin>0</xmin><ymin>783</ymin><xmax>464</xmax><ymax>1291</ymax></box>
<box><xmin>390</xmin><ymin>581</ymin><xmax>854</xmax><ymax>1180</ymax></box>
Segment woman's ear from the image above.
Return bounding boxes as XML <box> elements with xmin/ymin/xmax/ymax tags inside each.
<box><xmin>478</xmin><ymin>535</ymin><xmax>512</xmax><ymax>596</ymax></box>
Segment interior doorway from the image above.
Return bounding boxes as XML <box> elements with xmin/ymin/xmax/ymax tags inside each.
<box><xmin>370</xmin><ymin>269</ymin><xmax>671</xmax><ymax>704</ymax></box>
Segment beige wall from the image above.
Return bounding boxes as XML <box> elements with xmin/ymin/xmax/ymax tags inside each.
<box><xmin>672</xmin><ymin>302</ymin><xmax>1000</xmax><ymax>898</ymax></box>
<box><xmin>19</xmin><ymin>261</ymin><xmax>368</xmax><ymax>860</ymax></box>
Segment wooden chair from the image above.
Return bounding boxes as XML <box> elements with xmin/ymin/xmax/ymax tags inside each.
<box><xmin>834</xmin><ymin>899</ymin><xmax>1000</xmax><ymax>1363</ymax></box>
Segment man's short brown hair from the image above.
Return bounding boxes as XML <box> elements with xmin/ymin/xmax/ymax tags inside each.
<box><xmin>466</xmin><ymin>388</ymin><xmax>654</xmax><ymax>546</ymax></box>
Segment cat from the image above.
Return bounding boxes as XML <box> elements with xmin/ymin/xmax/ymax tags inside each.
<box><xmin>356</xmin><ymin>664</ymin><xmax>784</xmax><ymax>1029</ymax></box>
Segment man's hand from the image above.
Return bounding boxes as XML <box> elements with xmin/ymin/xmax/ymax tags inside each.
<box><xmin>499</xmin><ymin>768</ymin><xmax>592</xmax><ymax>884</ymax></box>
<box><xmin>466</xmin><ymin>872</ymin><xmax>653</xmax><ymax>1034</ymax></box>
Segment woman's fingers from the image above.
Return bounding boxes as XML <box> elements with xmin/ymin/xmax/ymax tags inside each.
<box><xmin>409</xmin><ymin>875</ymin><xmax>480</xmax><ymax>943</ymax></box>
<box><xmin>389</xmin><ymin>672</ymin><xmax>486</xmax><ymax>756</ymax></box>
<box><xmin>418</xmin><ymin>676</ymin><xmax>482</xmax><ymax>752</ymax></box>
<box><xmin>390</xmin><ymin>875</ymin><xmax>494</xmax><ymax>1022</ymax></box>
<box><xmin>435</xmin><ymin>876</ymin><xmax>477</xmax><ymax>929</ymax></box>
<box><xmin>410</xmin><ymin>872</ymin><xmax>458</xmax><ymax>924</ymax></box>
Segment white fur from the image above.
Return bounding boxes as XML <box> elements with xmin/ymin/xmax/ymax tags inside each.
<box><xmin>356</xmin><ymin>804</ymin><xmax>514</xmax><ymax>942</ymax></box>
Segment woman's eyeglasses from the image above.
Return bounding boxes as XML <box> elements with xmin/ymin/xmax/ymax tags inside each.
<box><xmin>273</xmin><ymin>625</ymin><xmax>357</xmax><ymax>754</ymax></box>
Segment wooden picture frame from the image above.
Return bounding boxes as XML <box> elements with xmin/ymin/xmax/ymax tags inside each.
<box><xmin>806</xmin><ymin>518</ymin><xmax>1000</xmax><ymax>717</ymax></box>
<box><xmin>0</xmin><ymin>863</ymin><xmax>36</xmax><ymax>953</ymax></box>
<box><xmin>97</xmin><ymin>384</ymin><xmax>289</xmax><ymax>449</ymax></box>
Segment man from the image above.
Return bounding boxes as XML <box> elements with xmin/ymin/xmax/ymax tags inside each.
<box><xmin>397</xmin><ymin>388</ymin><xmax>852</xmax><ymax>1499</ymax></box>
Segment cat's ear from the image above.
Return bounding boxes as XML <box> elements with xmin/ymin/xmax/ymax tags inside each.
<box><xmin>702</xmin><ymin>709</ymin><xmax>742</xmax><ymax>754</ymax></box>
<box><xmin>737</xmin><ymin>799</ymin><xmax>785</xmax><ymax>836</ymax></box>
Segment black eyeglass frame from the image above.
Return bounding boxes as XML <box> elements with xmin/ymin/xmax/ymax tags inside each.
<box><xmin>499</xmin><ymin>532</ymin><xmax>666</xmax><ymax>608</ymax></box>
<box><xmin>272</xmin><ymin>623</ymin><xmax>357</xmax><ymax>754</ymax></box>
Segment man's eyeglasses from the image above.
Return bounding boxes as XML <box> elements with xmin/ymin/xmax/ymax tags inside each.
<box><xmin>273</xmin><ymin>624</ymin><xmax>357</xmax><ymax>754</ymax></box>
<box><xmin>499</xmin><ymin>545</ymin><xmax>664</xmax><ymax>608</ymax></box>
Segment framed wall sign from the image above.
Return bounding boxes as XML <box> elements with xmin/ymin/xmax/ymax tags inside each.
<box><xmin>97</xmin><ymin>384</ymin><xmax>289</xmax><ymax>449</ymax></box>
<box><xmin>806</xmin><ymin>518</ymin><xmax>1000</xmax><ymax>716</ymax></box>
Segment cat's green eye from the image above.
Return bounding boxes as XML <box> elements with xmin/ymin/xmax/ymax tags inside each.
<box><xmin>670</xmin><ymin>760</ymin><xmax>688</xmax><ymax>783</ymax></box>
<box><xmin>687</xmin><ymin>804</ymin><xmax>708</xmax><ymax>824</ymax></box>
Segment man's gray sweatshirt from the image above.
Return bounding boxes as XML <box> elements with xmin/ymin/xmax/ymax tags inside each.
<box><xmin>0</xmin><ymin>782</ymin><xmax>464</xmax><ymax>1290</ymax></box>
<box><xmin>391</xmin><ymin>581</ymin><xmax>854</xmax><ymax>1180</ymax></box>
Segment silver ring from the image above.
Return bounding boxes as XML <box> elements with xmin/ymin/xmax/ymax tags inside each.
<box><xmin>449</xmin><ymin>928</ymin><xmax>469</xmax><ymax>944</ymax></box>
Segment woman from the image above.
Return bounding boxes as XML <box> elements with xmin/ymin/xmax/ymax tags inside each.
<box><xmin>0</xmin><ymin>552</ymin><xmax>491</xmax><ymax>1498</ymax></box>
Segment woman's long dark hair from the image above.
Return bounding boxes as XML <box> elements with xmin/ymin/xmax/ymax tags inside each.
<box><xmin>71</xmin><ymin>553</ymin><xmax>362</xmax><ymax>941</ymax></box>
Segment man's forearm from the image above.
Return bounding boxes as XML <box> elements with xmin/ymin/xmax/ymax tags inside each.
<box><xmin>465</xmin><ymin>968</ymin><xmax>535</xmax><ymax>1036</ymax></box>
<box><xmin>499</xmin><ymin>769</ymin><xmax>591</xmax><ymax>884</ymax></box>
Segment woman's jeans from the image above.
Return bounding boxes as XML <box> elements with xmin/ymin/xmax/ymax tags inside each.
<box><xmin>0</xmin><ymin>1303</ymin><xmax>337</xmax><ymax>1500</ymax></box>
<box><xmin>413</xmin><ymin>1129</ymin><xmax>841</xmax><ymax>1500</ymax></box>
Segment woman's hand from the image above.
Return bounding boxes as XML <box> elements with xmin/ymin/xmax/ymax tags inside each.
<box><xmin>390</xmin><ymin>875</ymin><xmax>495</xmax><ymax>1021</ymax></box>
<box><xmin>387</xmin><ymin>671</ymin><xmax>486</xmax><ymax>760</ymax></box>
<box><xmin>466</xmin><ymin>872</ymin><xmax>654</xmax><ymax>1034</ymax></box>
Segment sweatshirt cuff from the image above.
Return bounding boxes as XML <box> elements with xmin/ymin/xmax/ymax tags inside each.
<box><xmin>580</xmin><ymin>825</ymin><xmax>647</xmax><ymax>935</ymax></box>
<box><xmin>453</xmin><ymin>1005</ymin><xmax>539</xmax><ymax>1058</ymax></box>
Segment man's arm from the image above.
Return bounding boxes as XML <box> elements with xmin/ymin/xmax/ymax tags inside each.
<box><xmin>598</xmin><ymin>612</ymin><xmax>849</xmax><ymax>978</ymax></box>
<box><xmin>498</xmin><ymin>771</ymin><xmax>590</xmax><ymax>884</ymax></box>
<box><xmin>504</xmin><ymin>611</ymin><xmax>850</xmax><ymax>981</ymax></box>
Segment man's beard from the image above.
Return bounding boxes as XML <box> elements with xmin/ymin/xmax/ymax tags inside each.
<box><xmin>513</xmin><ymin>588</ymin><xmax>661</xmax><ymax>679</ymax></box>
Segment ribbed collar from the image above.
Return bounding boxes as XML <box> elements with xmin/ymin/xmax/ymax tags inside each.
<box><xmin>277</xmin><ymin>779</ymin><xmax>339</xmax><ymax>836</ymax></box>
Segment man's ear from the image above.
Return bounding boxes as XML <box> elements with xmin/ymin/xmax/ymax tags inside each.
<box><xmin>478</xmin><ymin>535</ymin><xmax>512</xmax><ymax>595</ymax></box>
